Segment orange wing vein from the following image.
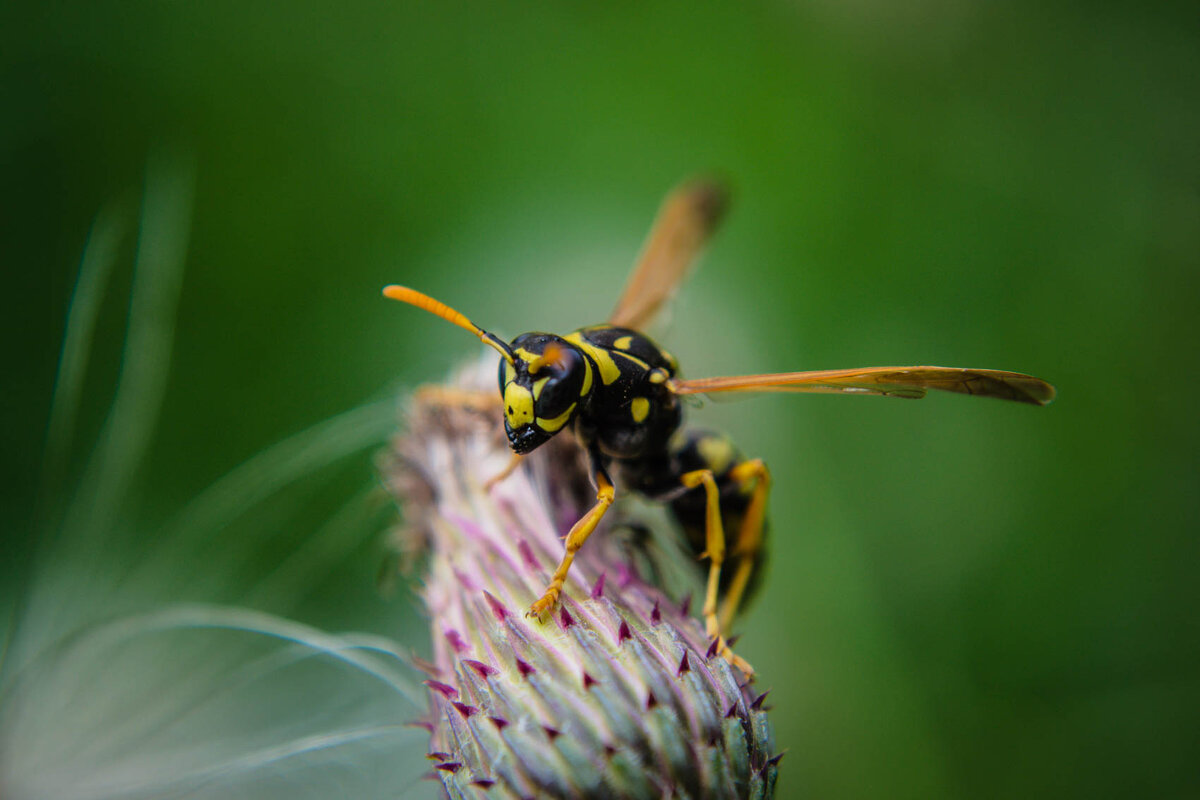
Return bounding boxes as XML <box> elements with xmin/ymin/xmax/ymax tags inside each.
<box><xmin>669</xmin><ymin>366</ymin><xmax>1056</xmax><ymax>405</ymax></box>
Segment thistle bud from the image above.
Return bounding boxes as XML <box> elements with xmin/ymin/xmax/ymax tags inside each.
<box><xmin>383</xmin><ymin>359</ymin><xmax>779</xmax><ymax>798</ymax></box>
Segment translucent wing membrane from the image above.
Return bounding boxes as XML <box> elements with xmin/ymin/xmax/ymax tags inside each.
<box><xmin>609</xmin><ymin>178</ymin><xmax>729</xmax><ymax>331</ymax></box>
<box><xmin>670</xmin><ymin>366</ymin><xmax>1056</xmax><ymax>405</ymax></box>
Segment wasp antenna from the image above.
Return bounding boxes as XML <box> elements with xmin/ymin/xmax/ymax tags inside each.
<box><xmin>478</xmin><ymin>333</ymin><xmax>517</xmax><ymax>365</ymax></box>
<box><xmin>383</xmin><ymin>284</ymin><xmax>514</xmax><ymax>364</ymax></box>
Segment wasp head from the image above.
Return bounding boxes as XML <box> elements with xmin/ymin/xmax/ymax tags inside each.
<box><xmin>379</xmin><ymin>286</ymin><xmax>590</xmax><ymax>455</ymax></box>
<box><xmin>498</xmin><ymin>333</ymin><xmax>588</xmax><ymax>454</ymax></box>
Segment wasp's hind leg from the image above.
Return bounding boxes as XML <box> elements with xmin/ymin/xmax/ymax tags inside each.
<box><xmin>679</xmin><ymin>467</ymin><xmax>755</xmax><ymax>676</ymax></box>
<box><xmin>678</xmin><ymin>469</ymin><xmax>724</xmax><ymax>639</ymax></box>
<box><xmin>718</xmin><ymin>459</ymin><xmax>770</xmax><ymax>635</ymax></box>
<box><xmin>527</xmin><ymin>450</ymin><xmax>615</xmax><ymax>618</ymax></box>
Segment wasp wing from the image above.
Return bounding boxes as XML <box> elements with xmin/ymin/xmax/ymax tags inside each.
<box><xmin>609</xmin><ymin>178</ymin><xmax>729</xmax><ymax>331</ymax></box>
<box><xmin>669</xmin><ymin>366</ymin><xmax>1055</xmax><ymax>405</ymax></box>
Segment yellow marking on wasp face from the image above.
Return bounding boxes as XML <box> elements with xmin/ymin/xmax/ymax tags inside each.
<box><xmin>630</xmin><ymin>397</ymin><xmax>650</xmax><ymax>423</ymax></box>
<box><xmin>648</xmin><ymin>368</ymin><xmax>668</xmax><ymax>385</ymax></box>
<box><xmin>614</xmin><ymin>335</ymin><xmax>633</xmax><ymax>350</ymax></box>
<box><xmin>697</xmin><ymin>435</ymin><xmax>735</xmax><ymax>475</ymax></box>
<box><xmin>565</xmin><ymin>332</ymin><xmax>621</xmax><ymax>385</ymax></box>
<box><xmin>532</xmin><ymin>376</ymin><xmax>549</xmax><ymax>400</ymax></box>
<box><xmin>514</xmin><ymin>348</ymin><xmax>540</xmax><ymax>364</ymax></box>
<box><xmin>503</xmin><ymin>360</ymin><xmax>515</xmax><ymax>384</ymax></box>
<box><xmin>504</xmin><ymin>382</ymin><xmax>535</xmax><ymax>427</ymax></box>
<box><xmin>537</xmin><ymin>402</ymin><xmax>576</xmax><ymax>432</ymax></box>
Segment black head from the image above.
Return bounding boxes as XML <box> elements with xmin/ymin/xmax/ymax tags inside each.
<box><xmin>499</xmin><ymin>333</ymin><xmax>589</xmax><ymax>454</ymax></box>
<box><xmin>380</xmin><ymin>286</ymin><xmax>590</xmax><ymax>455</ymax></box>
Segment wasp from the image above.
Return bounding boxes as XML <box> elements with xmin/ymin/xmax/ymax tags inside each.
<box><xmin>385</xmin><ymin>179</ymin><xmax>1055</xmax><ymax>673</ymax></box>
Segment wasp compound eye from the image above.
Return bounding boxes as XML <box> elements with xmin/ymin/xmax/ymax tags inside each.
<box><xmin>532</xmin><ymin>349</ymin><xmax>584</xmax><ymax>414</ymax></box>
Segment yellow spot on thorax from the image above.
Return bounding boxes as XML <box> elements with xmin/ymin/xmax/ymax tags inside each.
<box><xmin>630</xmin><ymin>397</ymin><xmax>650</xmax><ymax>423</ymax></box>
<box><xmin>613</xmin><ymin>350</ymin><xmax>650</xmax><ymax>370</ymax></box>
<box><xmin>614</xmin><ymin>335</ymin><xmax>633</xmax><ymax>350</ymax></box>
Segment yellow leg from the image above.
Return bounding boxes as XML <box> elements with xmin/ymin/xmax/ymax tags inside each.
<box><xmin>527</xmin><ymin>468</ymin><xmax>615</xmax><ymax>618</ymax></box>
<box><xmin>414</xmin><ymin>384</ymin><xmax>499</xmax><ymax>412</ymax></box>
<box><xmin>680</xmin><ymin>469</ymin><xmax>725</xmax><ymax>641</ymax></box>
<box><xmin>717</xmin><ymin>459</ymin><xmax>771</xmax><ymax>635</ymax></box>
<box><xmin>484</xmin><ymin>452</ymin><xmax>525</xmax><ymax>490</ymax></box>
<box><xmin>680</xmin><ymin>469</ymin><xmax>754</xmax><ymax>676</ymax></box>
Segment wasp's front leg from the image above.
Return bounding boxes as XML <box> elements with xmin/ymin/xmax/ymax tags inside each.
<box><xmin>484</xmin><ymin>451</ymin><xmax>525</xmax><ymax>490</ymax></box>
<box><xmin>413</xmin><ymin>384</ymin><xmax>500</xmax><ymax>412</ymax></box>
<box><xmin>527</xmin><ymin>451</ymin><xmax>614</xmax><ymax>618</ymax></box>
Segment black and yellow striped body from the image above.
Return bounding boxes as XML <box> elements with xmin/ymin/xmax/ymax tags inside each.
<box><xmin>498</xmin><ymin>324</ymin><xmax>682</xmax><ymax>458</ymax></box>
<box><xmin>387</xmin><ymin>177</ymin><xmax>1052</xmax><ymax>677</ymax></box>
<box><xmin>565</xmin><ymin>325</ymin><xmax>681</xmax><ymax>460</ymax></box>
<box><xmin>498</xmin><ymin>324</ymin><xmax>768</xmax><ymax>609</ymax></box>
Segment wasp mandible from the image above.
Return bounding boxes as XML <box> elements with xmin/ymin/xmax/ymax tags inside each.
<box><xmin>385</xmin><ymin>180</ymin><xmax>1055</xmax><ymax>673</ymax></box>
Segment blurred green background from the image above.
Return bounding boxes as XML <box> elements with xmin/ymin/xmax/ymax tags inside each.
<box><xmin>3</xmin><ymin>1</ymin><xmax>1198</xmax><ymax>797</ymax></box>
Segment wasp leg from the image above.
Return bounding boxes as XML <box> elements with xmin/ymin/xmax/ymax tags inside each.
<box><xmin>414</xmin><ymin>384</ymin><xmax>499</xmax><ymax>412</ymax></box>
<box><xmin>717</xmin><ymin>459</ymin><xmax>771</xmax><ymax>635</ymax></box>
<box><xmin>679</xmin><ymin>469</ymin><xmax>726</xmax><ymax>639</ymax></box>
<box><xmin>527</xmin><ymin>458</ymin><xmax>614</xmax><ymax>618</ymax></box>
<box><xmin>680</xmin><ymin>469</ymin><xmax>754</xmax><ymax>676</ymax></box>
<box><xmin>484</xmin><ymin>452</ymin><xmax>525</xmax><ymax>490</ymax></box>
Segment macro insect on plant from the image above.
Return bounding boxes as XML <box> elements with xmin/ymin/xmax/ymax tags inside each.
<box><xmin>384</xmin><ymin>179</ymin><xmax>1055</xmax><ymax>675</ymax></box>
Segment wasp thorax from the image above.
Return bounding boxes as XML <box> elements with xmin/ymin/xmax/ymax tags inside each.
<box><xmin>498</xmin><ymin>333</ymin><xmax>590</xmax><ymax>454</ymax></box>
